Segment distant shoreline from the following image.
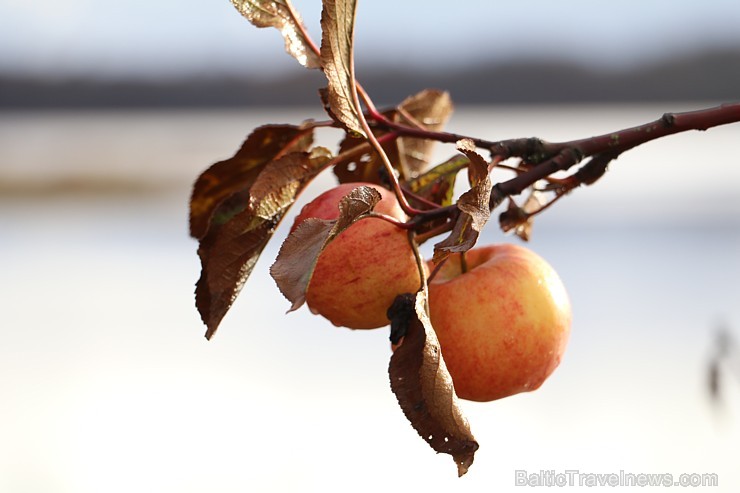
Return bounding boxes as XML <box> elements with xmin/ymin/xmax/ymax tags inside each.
<box><xmin>2</xmin><ymin>49</ymin><xmax>739</xmax><ymax>109</ymax></box>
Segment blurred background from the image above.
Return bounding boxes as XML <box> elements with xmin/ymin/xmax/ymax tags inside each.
<box><xmin>1</xmin><ymin>1</ymin><xmax>739</xmax><ymax>491</ymax></box>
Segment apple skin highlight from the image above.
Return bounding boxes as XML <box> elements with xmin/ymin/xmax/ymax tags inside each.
<box><xmin>427</xmin><ymin>244</ymin><xmax>571</xmax><ymax>402</ymax></box>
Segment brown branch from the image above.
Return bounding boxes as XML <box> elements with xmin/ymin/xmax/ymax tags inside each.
<box><xmin>374</xmin><ymin>103</ymin><xmax>740</xmax><ymax>165</ymax></box>
<box><xmin>572</xmin><ymin>103</ymin><xmax>740</xmax><ymax>156</ymax></box>
<box><xmin>490</xmin><ymin>148</ymin><xmax>582</xmax><ymax>209</ymax></box>
<box><xmin>489</xmin><ymin>103</ymin><xmax>740</xmax><ymax>208</ymax></box>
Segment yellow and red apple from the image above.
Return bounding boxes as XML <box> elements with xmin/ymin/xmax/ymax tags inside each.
<box><xmin>427</xmin><ymin>244</ymin><xmax>571</xmax><ymax>402</ymax></box>
<box><xmin>291</xmin><ymin>182</ymin><xmax>424</xmax><ymax>329</ymax></box>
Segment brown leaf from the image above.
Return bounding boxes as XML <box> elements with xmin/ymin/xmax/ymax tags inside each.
<box><xmin>498</xmin><ymin>189</ymin><xmax>546</xmax><ymax>241</ymax></box>
<box><xmin>457</xmin><ymin>138</ymin><xmax>489</xmax><ymax>187</ymax></box>
<box><xmin>270</xmin><ymin>185</ymin><xmax>381</xmax><ymax>311</ymax></box>
<box><xmin>249</xmin><ymin>147</ymin><xmax>333</xmax><ymax>218</ymax></box>
<box><xmin>196</xmin><ymin>215</ymin><xmax>276</xmax><ymax>340</ymax></box>
<box><xmin>433</xmin><ymin>141</ymin><xmax>492</xmax><ymax>263</ymax></box>
<box><xmin>573</xmin><ymin>150</ymin><xmax>620</xmax><ymax>186</ymax></box>
<box><xmin>189</xmin><ymin>124</ymin><xmax>312</xmax><ymax>239</ymax></box>
<box><xmin>333</xmin><ymin>90</ymin><xmax>454</xmax><ymax>185</ymax></box>
<box><xmin>395</xmin><ymin>89</ymin><xmax>454</xmax><ymax>176</ymax></box>
<box><xmin>389</xmin><ymin>291</ymin><xmax>478</xmax><ymax>477</ymax></box>
<box><xmin>230</xmin><ymin>0</ymin><xmax>321</xmax><ymax>69</ymax></box>
<box><xmin>195</xmin><ymin>149</ymin><xmax>331</xmax><ymax>339</ymax></box>
<box><xmin>499</xmin><ymin>199</ymin><xmax>529</xmax><ymax>237</ymax></box>
<box><xmin>320</xmin><ymin>0</ymin><xmax>365</xmax><ymax>137</ymax></box>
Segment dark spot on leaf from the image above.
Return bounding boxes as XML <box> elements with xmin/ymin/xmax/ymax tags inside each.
<box><xmin>387</xmin><ymin>293</ymin><xmax>416</xmax><ymax>346</ymax></box>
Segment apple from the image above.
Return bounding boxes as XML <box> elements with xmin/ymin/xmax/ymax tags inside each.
<box><xmin>427</xmin><ymin>244</ymin><xmax>571</xmax><ymax>402</ymax></box>
<box><xmin>291</xmin><ymin>182</ymin><xmax>424</xmax><ymax>329</ymax></box>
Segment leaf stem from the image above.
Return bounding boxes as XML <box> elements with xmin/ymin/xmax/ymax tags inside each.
<box><xmin>413</xmin><ymin>218</ymin><xmax>455</xmax><ymax>245</ymax></box>
<box><xmin>285</xmin><ymin>0</ymin><xmax>322</xmax><ymax>62</ymax></box>
<box><xmin>367</xmin><ymin>212</ymin><xmax>415</xmax><ymax>230</ymax></box>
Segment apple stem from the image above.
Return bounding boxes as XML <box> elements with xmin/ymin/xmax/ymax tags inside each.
<box><xmin>460</xmin><ymin>251</ymin><xmax>469</xmax><ymax>274</ymax></box>
<box><xmin>407</xmin><ymin>230</ymin><xmax>429</xmax><ymax>298</ymax></box>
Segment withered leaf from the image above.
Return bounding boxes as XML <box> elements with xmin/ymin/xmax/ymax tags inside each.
<box><xmin>320</xmin><ymin>0</ymin><xmax>365</xmax><ymax>137</ymax></box>
<box><xmin>196</xmin><ymin>215</ymin><xmax>275</xmax><ymax>340</ymax></box>
<box><xmin>499</xmin><ymin>189</ymin><xmax>546</xmax><ymax>241</ymax></box>
<box><xmin>457</xmin><ymin>138</ymin><xmax>489</xmax><ymax>187</ymax></box>
<box><xmin>333</xmin><ymin>90</ymin><xmax>454</xmax><ymax>185</ymax></box>
<box><xmin>270</xmin><ymin>185</ymin><xmax>381</xmax><ymax>311</ymax></box>
<box><xmin>573</xmin><ymin>150</ymin><xmax>620</xmax><ymax>186</ymax></box>
<box><xmin>190</xmin><ymin>124</ymin><xmax>312</xmax><ymax>240</ymax></box>
<box><xmin>499</xmin><ymin>199</ymin><xmax>529</xmax><ymax>237</ymax></box>
<box><xmin>389</xmin><ymin>291</ymin><xmax>478</xmax><ymax>477</ymax></box>
<box><xmin>395</xmin><ymin>89</ymin><xmax>454</xmax><ymax>176</ymax></box>
<box><xmin>195</xmin><ymin>149</ymin><xmax>332</xmax><ymax>339</ymax></box>
<box><xmin>433</xmin><ymin>141</ymin><xmax>493</xmax><ymax>263</ymax></box>
<box><xmin>230</xmin><ymin>0</ymin><xmax>321</xmax><ymax>69</ymax></box>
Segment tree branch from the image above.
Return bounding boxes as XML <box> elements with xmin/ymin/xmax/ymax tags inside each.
<box><xmin>488</xmin><ymin>103</ymin><xmax>740</xmax><ymax>206</ymax></box>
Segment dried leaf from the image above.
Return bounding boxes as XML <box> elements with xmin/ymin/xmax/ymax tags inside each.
<box><xmin>433</xmin><ymin>141</ymin><xmax>493</xmax><ymax>263</ymax></box>
<box><xmin>320</xmin><ymin>0</ymin><xmax>365</xmax><ymax>137</ymax></box>
<box><xmin>333</xmin><ymin>90</ymin><xmax>454</xmax><ymax>185</ymax></box>
<box><xmin>389</xmin><ymin>291</ymin><xmax>478</xmax><ymax>477</ymax></box>
<box><xmin>230</xmin><ymin>0</ymin><xmax>321</xmax><ymax>69</ymax></box>
<box><xmin>499</xmin><ymin>199</ymin><xmax>528</xmax><ymax>237</ymax></box>
<box><xmin>270</xmin><ymin>185</ymin><xmax>381</xmax><ymax>311</ymax></box>
<box><xmin>573</xmin><ymin>150</ymin><xmax>620</xmax><ymax>186</ymax></box>
<box><xmin>457</xmin><ymin>138</ymin><xmax>489</xmax><ymax>187</ymax></box>
<box><xmin>499</xmin><ymin>189</ymin><xmax>545</xmax><ymax>241</ymax></box>
<box><xmin>196</xmin><ymin>215</ymin><xmax>275</xmax><ymax>340</ymax></box>
<box><xmin>395</xmin><ymin>89</ymin><xmax>454</xmax><ymax>176</ymax></box>
<box><xmin>195</xmin><ymin>149</ymin><xmax>331</xmax><ymax>339</ymax></box>
<box><xmin>189</xmin><ymin>125</ymin><xmax>311</xmax><ymax>239</ymax></box>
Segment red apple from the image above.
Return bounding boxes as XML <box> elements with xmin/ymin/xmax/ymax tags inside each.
<box><xmin>427</xmin><ymin>244</ymin><xmax>571</xmax><ymax>402</ymax></box>
<box><xmin>291</xmin><ymin>182</ymin><xmax>424</xmax><ymax>329</ymax></box>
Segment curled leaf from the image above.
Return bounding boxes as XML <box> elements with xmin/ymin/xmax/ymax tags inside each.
<box><xmin>195</xmin><ymin>149</ymin><xmax>331</xmax><ymax>339</ymax></box>
<box><xmin>230</xmin><ymin>0</ymin><xmax>321</xmax><ymax>69</ymax></box>
<box><xmin>433</xmin><ymin>141</ymin><xmax>493</xmax><ymax>263</ymax></box>
<box><xmin>389</xmin><ymin>291</ymin><xmax>478</xmax><ymax>477</ymax></box>
<box><xmin>457</xmin><ymin>138</ymin><xmax>489</xmax><ymax>187</ymax></box>
<box><xmin>498</xmin><ymin>189</ymin><xmax>546</xmax><ymax>241</ymax></box>
<box><xmin>320</xmin><ymin>0</ymin><xmax>365</xmax><ymax>136</ymax></box>
<box><xmin>270</xmin><ymin>185</ymin><xmax>381</xmax><ymax>311</ymax></box>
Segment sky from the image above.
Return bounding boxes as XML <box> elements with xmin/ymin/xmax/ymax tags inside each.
<box><xmin>1</xmin><ymin>0</ymin><xmax>740</xmax><ymax>79</ymax></box>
